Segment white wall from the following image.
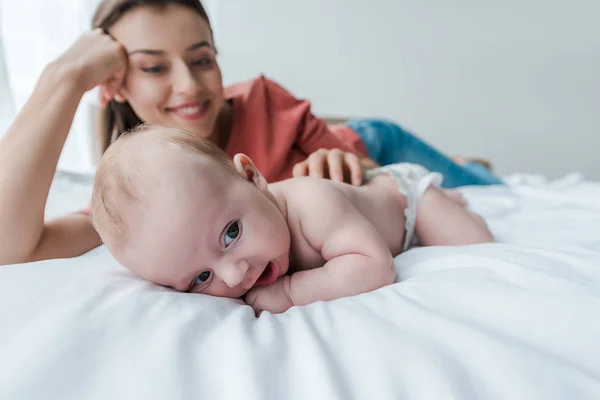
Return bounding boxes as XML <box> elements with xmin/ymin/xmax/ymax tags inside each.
<box><xmin>1</xmin><ymin>0</ymin><xmax>99</xmax><ymax>174</ymax></box>
<box><xmin>213</xmin><ymin>0</ymin><xmax>600</xmax><ymax>179</ymax></box>
<box><xmin>0</xmin><ymin>3</ymin><xmax>14</xmax><ymax>135</ymax></box>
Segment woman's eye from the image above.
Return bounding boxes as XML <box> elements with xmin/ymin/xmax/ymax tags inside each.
<box><xmin>141</xmin><ymin>66</ymin><xmax>165</xmax><ymax>74</ymax></box>
<box><xmin>224</xmin><ymin>221</ymin><xmax>240</xmax><ymax>247</ymax></box>
<box><xmin>193</xmin><ymin>58</ymin><xmax>212</xmax><ymax>67</ymax></box>
<box><xmin>194</xmin><ymin>271</ymin><xmax>211</xmax><ymax>285</ymax></box>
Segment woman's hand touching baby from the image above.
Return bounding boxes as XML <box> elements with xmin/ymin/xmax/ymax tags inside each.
<box><xmin>293</xmin><ymin>148</ymin><xmax>375</xmax><ymax>186</ymax></box>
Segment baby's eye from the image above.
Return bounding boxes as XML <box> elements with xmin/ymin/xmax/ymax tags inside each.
<box><xmin>224</xmin><ymin>221</ymin><xmax>240</xmax><ymax>247</ymax></box>
<box><xmin>194</xmin><ymin>271</ymin><xmax>211</xmax><ymax>285</ymax></box>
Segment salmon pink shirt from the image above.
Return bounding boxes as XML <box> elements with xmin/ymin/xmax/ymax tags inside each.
<box><xmin>224</xmin><ymin>75</ymin><xmax>366</xmax><ymax>183</ymax></box>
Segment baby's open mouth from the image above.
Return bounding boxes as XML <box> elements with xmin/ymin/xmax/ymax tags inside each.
<box><xmin>254</xmin><ymin>262</ymin><xmax>279</xmax><ymax>287</ymax></box>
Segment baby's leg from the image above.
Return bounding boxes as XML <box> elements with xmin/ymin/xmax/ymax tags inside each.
<box><xmin>415</xmin><ymin>187</ymin><xmax>493</xmax><ymax>246</ymax></box>
<box><xmin>442</xmin><ymin>189</ymin><xmax>468</xmax><ymax>207</ymax></box>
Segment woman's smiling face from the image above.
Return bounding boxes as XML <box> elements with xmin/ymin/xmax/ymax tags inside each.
<box><xmin>110</xmin><ymin>4</ymin><xmax>225</xmax><ymax>139</ymax></box>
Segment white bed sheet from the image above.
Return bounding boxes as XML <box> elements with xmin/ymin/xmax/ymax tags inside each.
<box><xmin>1</xmin><ymin>174</ymin><xmax>600</xmax><ymax>399</ymax></box>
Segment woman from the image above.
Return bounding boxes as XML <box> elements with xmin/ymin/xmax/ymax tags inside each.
<box><xmin>0</xmin><ymin>0</ymin><xmax>500</xmax><ymax>266</ymax></box>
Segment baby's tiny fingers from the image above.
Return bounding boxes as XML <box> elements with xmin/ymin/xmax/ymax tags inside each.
<box><xmin>244</xmin><ymin>290</ymin><xmax>257</xmax><ymax>306</ymax></box>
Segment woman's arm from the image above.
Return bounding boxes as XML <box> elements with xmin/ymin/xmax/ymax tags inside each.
<box><xmin>0</xmin><ymin>66</ymin><xmax>86</xmax><ymax>264</ymax></box>
<box><xmin>29</xmin><ymin>214</ymin><xmax>101</xmax><ymax>262</ymax></box>
<box><xmin>0</xmin><ymin>30</ymin><xmax>125</xmax><ymax>265</ymax></box>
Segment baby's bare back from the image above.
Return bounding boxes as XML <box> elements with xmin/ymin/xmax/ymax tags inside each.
<box><xmin>331</xmin><ymin>175</ymin><xmax>408</xmax><ymax>256</ymax></box>
<box><xmin>271</xmin><ymin>176</ymin><xmax>408</xmax><ymax>271</ymax></box>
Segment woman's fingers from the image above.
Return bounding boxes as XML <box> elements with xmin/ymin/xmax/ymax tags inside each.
<box><xmin>326</xmin><ymin>149</ymin><xmax>345</xmax><ymax>182</ymax></box>
<box><xmin>98</xmin><ymin>84</ymin><xmax>109</xmax><ymax>107</ymax></box>
<box><xmin>299</xmin><ymin>149</ymin><xmax>364</xmax><ymax>184</ymax></box>
<box><xmin>344</xmin><ymin>153</ymin><xmax>363</xmax><ymax>185</ymax></box>
<box><xmin>106</xmin><ymin>72</ymin><xmax>124</xmax><ymax>101</ymax></box>
<box><xmin>96</xmin><ymin>46</ymin><xmax>127</xmax><ymax>106</ymax></box>
<box><xmin>307</xmin><ymin>149</ymin><xmax>328</xmax><ymax>179</ymax></box>
<box><xmin>56</xmin><ymin>29</ymin><xmax>128</xmax><ymax>93</ymax></box>
<box><xmin>98</xmin><ymin>79</ymin><xmax>121</xmax><ymax>106</ymax></box>
<box><xmin>292</xmin><ymin>160</ymin><xmax>309</xmax><ymax>177</ymax></box>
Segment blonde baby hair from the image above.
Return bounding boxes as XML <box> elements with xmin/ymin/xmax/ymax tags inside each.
<box><xmin>91</xmin><ymin>124</ymin><xmax>235</xmax><ymax>248</ymax></box>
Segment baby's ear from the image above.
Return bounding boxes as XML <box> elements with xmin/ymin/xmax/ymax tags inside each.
<box><xmin>232</xmin><ymin>153</ymin><xmax>268</xmax><ymax>192</ymax></box>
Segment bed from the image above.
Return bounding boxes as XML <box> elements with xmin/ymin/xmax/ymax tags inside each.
<box><xmin>1</xmin><ymin>172</ymin><xmax>600</xmax><ymax>399</ymax></box>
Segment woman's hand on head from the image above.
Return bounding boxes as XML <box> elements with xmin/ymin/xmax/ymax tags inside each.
<box><xmin>53</xmin><ymin>28</ymin><xmax>127</xmax><ymax>105</ymax></box>
<box><xmin>293</xmin><ymin>148</ymin><xmax>364</xmax><ymax>186</ymax></box>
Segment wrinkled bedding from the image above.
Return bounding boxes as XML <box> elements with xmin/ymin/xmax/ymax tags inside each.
<box><xmin>1</xmin><ymin>173</ymin><xmax>599</xmax><ymax>399</ymax></box>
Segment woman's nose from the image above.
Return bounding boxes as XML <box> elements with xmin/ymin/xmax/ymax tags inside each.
<box><xmin>171</xmin><ymin>62</ymin><xmax>200</xmax><ymax>96</ymax></box>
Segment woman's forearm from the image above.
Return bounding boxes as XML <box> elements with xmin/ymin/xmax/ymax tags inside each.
<box><xmin>0</xmin><ymin>63</ymin><xmax>86</xmax><ymax>263</ymax></box>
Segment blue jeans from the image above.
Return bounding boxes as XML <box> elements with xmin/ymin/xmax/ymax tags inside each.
<box><xmin>346</xmin><ymin>119</ymin><xmax>503</xmax><ymax>188</ymax></box>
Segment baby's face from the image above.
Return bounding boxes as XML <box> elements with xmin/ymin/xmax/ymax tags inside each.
<box><xmin>119</xmin><ymin>157</ymin><xmax>291</xmax><ymax>298</ymax></box>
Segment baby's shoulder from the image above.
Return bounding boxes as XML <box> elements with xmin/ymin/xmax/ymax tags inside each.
<box><xmin>275</xmin><ymin>177</ymin><xmax>343</xmax><ymax>204</ymax></box>
<box><xmin>274</xmin><ymin>178</ymin><xmax>357</xmax><ymax>226</ymax></box>
<box><xmin>274</xmin><ymin>178</ymin><xmax>354</xmax><ymax>247</ymax></box>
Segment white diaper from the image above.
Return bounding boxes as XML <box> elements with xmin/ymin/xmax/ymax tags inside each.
<box><xmin>364</xmin><ymin>163</ymin><xmax>443</xmax><ymax>251</ymax></box>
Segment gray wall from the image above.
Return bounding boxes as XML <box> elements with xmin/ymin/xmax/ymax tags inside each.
<box><xmin>213</xmin><ymin>0</ymin><xmax>600</xmax><ymax>179</ymax></box>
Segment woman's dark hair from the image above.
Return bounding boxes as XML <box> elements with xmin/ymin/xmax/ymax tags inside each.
<box><xmin>91</xmin><ymin>0</ymin><xmax>213</xmax><ymax>157</ymax></box>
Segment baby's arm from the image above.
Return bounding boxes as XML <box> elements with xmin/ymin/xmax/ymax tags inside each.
<box><xmin>246</xmin><ymin>192</ymin><xmax>396</xmax><ymax>314</ymax></box>
<box><xmin>286</xmin><ymin>211</ymin><xmax>396</xmax><ymax>306</ymax></box>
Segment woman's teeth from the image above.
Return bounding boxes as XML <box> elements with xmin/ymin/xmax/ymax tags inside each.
<box><xmin>178</xmin><ymin>106</ymin><xmax>202</xmax><ymax>115</ymax></box>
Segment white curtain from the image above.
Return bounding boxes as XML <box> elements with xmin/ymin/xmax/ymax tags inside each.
<box><xmin>0</xmin><ymin>2</ymin><xmax>14</xmax><ymax>136</ymax></box>
<box><xmin>1</xmin><ymin>0</ymin><xmax>100</xmax><ymax>174</ymax></box>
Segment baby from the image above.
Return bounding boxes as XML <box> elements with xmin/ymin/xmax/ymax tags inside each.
<box><xmin>91</xmin><ymin>125</ymin><xmax>493</xmax><ymax>315</ymax></box>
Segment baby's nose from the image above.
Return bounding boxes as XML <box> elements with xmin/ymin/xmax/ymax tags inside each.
<box><xmin>219</xmin><ymin>260</ymin><xmax>250</xmax><ymax>288</ymax></box>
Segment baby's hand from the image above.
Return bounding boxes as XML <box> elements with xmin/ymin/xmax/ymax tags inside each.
<box><xmin>245</xmin><ymin>276</ymin><xmax>294</xmax><ymax>316</ymax></box>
